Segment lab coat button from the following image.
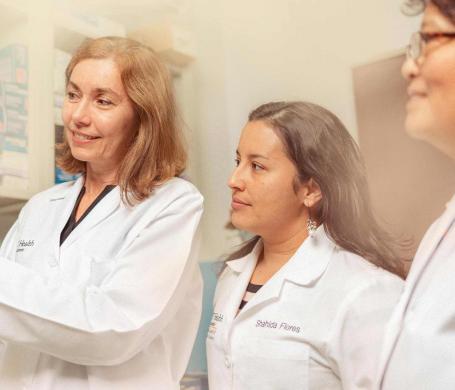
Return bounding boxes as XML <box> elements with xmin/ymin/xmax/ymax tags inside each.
<box><xmin>48</xmin><ymin>258</ymin><xmax>58</xmax><ymax>267</ymax></box>
<box><xmin>224</xmin><ymin>356</ymin><xmax>231</xmax><ymax>368</ymax></box>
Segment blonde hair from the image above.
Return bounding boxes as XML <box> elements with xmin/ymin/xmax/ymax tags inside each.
<box><xmin>57</xmin><ymin>36</ymin><xmax>186</xmax><ymax>205</ymax></box>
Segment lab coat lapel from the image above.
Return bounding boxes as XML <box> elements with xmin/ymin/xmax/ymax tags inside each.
<box><xmin>405</xmin><ymin>196</ymin><xmax>455</xmax><ymax>289</ymax></box>
<box><xmin>50</xmin><ymin>177</ymin><xmax>85</xmax><ymax>259</ymax></box>
<box><xmin>377</xmin><ymin>195</ymin><xmax>455</xmax><ymax>384</ymax></box>
<box><xmin>238</xmin><ymin>226</ymin><xmax>333</xmax><ymax>318</ymax></box>
<box><xmin>60</xmin><ymin>185</ymin><xmax>121</xmax><ymax>249</ymax></box>
<box><xmin>222</xmin><ymin>245</ymin><xmax>261</xmax><ymax>324</ymax></box>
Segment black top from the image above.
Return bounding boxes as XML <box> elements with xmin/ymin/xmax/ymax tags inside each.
<box><xmin>60</xmin><ymin>185</ymin><xmax>116</xmax><ymax>246</ymax></box>
<box><xmin>239</xmin><ymin>282</ymin><xmax>263</xmax><ymax>311</ymax></box>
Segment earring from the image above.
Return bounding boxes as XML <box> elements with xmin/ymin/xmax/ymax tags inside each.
<box><xmin>306</xmin><ymin>216</ymin><xmax>318</xmax><ymax>237</ymax></box>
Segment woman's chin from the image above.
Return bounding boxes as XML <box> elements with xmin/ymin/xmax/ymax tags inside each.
<box><xmin>230</xmin><ymin>216</ymin><xmax>254</xmax><ymax>236</ymax></box>
<box><xmin>404</xmin><ymin>115</ymin><xmax>433</xmax><ymax>142</ymax></box>
<box><xmin>229</xmin><ymin>217</ymin><xmax>244</xmax><ymax>232</ymax></box>
<box><xmin>71</xmin><ymin>153</ymin><xmax>88</xmax><ymax>161</ymax></box>
<box><xmin>405</xmin><ymin>118</ymin><xmax>455</xmax><ymax>160</ymax></box>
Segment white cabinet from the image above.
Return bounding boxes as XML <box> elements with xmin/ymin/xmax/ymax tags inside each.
<box><xmin>0</xmin><ymin>0</ymin><xmax>125</xmax><ymax>201</ymax></box>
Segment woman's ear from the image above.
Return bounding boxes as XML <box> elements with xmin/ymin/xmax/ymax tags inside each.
<box><xmin>298</xmin><ymin>178</ymin><xmax>322</xmax><ymax>208</ymax></box>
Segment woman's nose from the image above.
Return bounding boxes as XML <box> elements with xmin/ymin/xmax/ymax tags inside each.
<box><xmin>71</xmin><ymin>100</ymin><xmax>91</xmax><ymax>127</ymax></box>
<box><xmin>228</xmin><ymin>167</ymin><xmax>245</xmax><ymax>191</ymax></box>
<box><xmin>401</xmin><ymin>56</ymin><xmax>420</xmax><ymax>81</ymax></box>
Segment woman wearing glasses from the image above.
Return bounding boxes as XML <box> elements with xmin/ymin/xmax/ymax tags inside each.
<box><xmin>377</xmin><ymin>1</ymin><xmax>455</xmax><ymax>389</ymax></box>
<box><xmin>207</xmin><ymin>101</ymin><xmax>405</xmax><ymax>390</ymax></box>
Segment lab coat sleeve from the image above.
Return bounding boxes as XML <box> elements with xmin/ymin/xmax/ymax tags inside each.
<box><xmin>327</xmin><ymin>274</ymin><xmax>403</xmax><ymax>390</ymax></box>
<box><xmin>0</xmin><ymin>188</ymin><xmax>203</xmax><ymax>366</ymax></box>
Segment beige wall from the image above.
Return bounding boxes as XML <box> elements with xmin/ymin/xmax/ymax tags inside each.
<box><xmin>0</xmin><ymin>1</ymin><xmax>422</xmax><ymax>258</ymax></box>
<box><xmin>190</xmin><ymin>0</ymin><xmax>420</xmax><ymax>259</ymax></box>
<box><xmin>354</xmin><ymin>54</ymin><xmax>455</xmax><ymax>256</ymax></box>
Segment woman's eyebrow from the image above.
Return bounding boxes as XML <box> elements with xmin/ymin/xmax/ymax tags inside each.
<box><xmin>66</xmin><ymin>82</ymin><xmax>121</xmax><ymax>99</ymax></box>
<box><xmin>236</xmin><ymin>150</ymin><xmax>269</xmax><ymax>160</ymax></box>
<box><xmin>66</xmin><ymin>81</ymin><xmax>80</xmax><ymax>91</ymax></box>
<box><xmin>93</xmin><ymin>87</ymin><xmax>121</xmax><ymax>99</ymax></box>
<box><xmin>248</xmin><ymin>153</ymin><xmax>269</xmax><ymax>160</ymax></box>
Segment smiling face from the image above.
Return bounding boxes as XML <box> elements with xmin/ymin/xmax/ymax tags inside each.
<box><xmin>228</xmin><ymin>120</ymin><xmax>307</xmax><ymax>240</ymax></box>
<box><xmin>402</xmin><ymin>2</ymin><xmax>455</xmax><ymax>158</ymax></box>
<box><xmin>62</xmin><ymin>58</ymin><xmax>137</xmax><ymax>173</ymax></box>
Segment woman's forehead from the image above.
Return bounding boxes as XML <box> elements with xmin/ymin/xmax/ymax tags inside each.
<box><xmin>237</xmin><ymin>122</ymin><xmax>289</xmax><ymax>161</ymax></box>
<box><xmin>70</xmin><ymin>58</ymin><xmax>127</xmax><ymax>96</ymax></box>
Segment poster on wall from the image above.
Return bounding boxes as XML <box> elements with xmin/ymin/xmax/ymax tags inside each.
<box><xmin>0</xmin><ymin>44</ymin><xmax>28</xmax><ymax>179</ymax></box>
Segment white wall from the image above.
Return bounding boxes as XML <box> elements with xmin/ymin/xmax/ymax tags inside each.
<box><xmin>190</xmin><ymin>0</ymin><xmax>420</xmax><ymax>260</ymax></box>
<box><xmin>0</xmin><ymin>0</ymin><xmax>421</xmax><ymax>258</ymax></box>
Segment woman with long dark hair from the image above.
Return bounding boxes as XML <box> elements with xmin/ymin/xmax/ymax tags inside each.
<box><xmin>207</xmin><ymin>101</ymin><xmax>404</xmax><ymax>390</ymax></box>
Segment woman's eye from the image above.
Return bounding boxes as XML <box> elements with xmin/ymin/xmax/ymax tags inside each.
<box><xmin>97</xmin><ymin>98</ymin><xmax>113</xmax><ymax>106</ymax></box>
<box><xmin>252</xmin><ymin>162</ymin><xmax>264</xmax><ymax>171</ymax></box>
<box><xmin>66</xmin><ymin>91</ymin><xmax>79</xmax><ymax>100</ymax></box>
<box><xmin>234</xmin><ymin>158</ymin><xmax>240</xmax><ymax>167</ymax></box>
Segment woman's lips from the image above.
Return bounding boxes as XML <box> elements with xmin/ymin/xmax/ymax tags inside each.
<box><xmin>71</xmin><ymin>130</ymin><xmax>101</xmax><ymax>144</ymax></box>
<box><xmin>407</xmin><ymin>85</ymin><xmax>427</xmax><ymax>98</ymax></box>
<box><xmin>231</xmin><ymin>197</ymin><xmax>251</xmax><ymax>210</ymax></box>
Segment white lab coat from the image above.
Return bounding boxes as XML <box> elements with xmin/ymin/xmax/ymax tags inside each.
<box><xmin>378</xmin><ymin>194</ymin><xmax>455</xmax><ymax>389</ymax></box>
<box><xmin>207</xmin><ymin>226</ymin><xmax>403</xmax><ymax>390</ymax></box>
<box><xmin>0</xmin><ymin>176</ymin><xmax>203</xmax><ymax>390</ymax></box>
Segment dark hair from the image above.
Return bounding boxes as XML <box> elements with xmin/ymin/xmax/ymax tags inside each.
<box><xmin>227</xmin><ymin>102</ymin><xmax>406</xmax><ymax>278</ymax></box>
<box><xmin>402</xmin><ymin>0</ymin><xmax>455</xmax><ymax>21</ymax></box>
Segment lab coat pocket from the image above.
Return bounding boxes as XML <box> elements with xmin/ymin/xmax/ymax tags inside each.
<box><xmin>234</xmin><ymin>337</ymin><xmax>309</xmax><ymax>390</ymax></box>
<box><xmin>89</xmin><ymin>256</ymin><xmax>117</xmax><ymax>286</ymax></box>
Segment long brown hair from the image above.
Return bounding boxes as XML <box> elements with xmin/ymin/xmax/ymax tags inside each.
<box><xmin>58</xmin><ymin>36</ymin><xmax>186</xmax><ymax>205</ymax></box>
<box><xmin>228</xmin><ymin>102</ymin><xmax>406</xmax><ymax>278</ymax></box>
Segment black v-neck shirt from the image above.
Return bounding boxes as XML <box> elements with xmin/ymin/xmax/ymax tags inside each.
<box><xmin>60</xmin><ymin>185</ymin><xmax>116</xmax><ymax>246</ymax></box>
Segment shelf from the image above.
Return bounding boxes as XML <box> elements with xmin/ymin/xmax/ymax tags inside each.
<box><xmin>53</xmin><ymin>8</ymin><xmax>126</xmax><ymax>53</ymax></box>
<box><xmin>0</xmin><ymin>1</ymin><xmax>27</xmax><ymax>43</ymax></box>
<box><xmin>54</xmin><ymin>24</ymin><xmax>88</xmax><ymax>54</ymax></box>
<box><xmin>0</xmin><ymin>0</ymin><xmax>27</xmax><ymax>19</ymax></box>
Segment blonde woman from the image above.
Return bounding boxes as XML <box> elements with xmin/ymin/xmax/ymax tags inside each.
<box><xmin>0</xmin><ymin>37</ymin><xmax>203</xmax><ymax>389</ymax></box>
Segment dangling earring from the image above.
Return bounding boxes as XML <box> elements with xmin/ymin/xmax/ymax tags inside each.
<box><xmin>306</xmin><ymin>217</ymin><xmax>317</xmax><ymax>237</ymax></box>
<box><xmin>305</xmin><ymin>199</ymin><xmax>317</xmax><ymax>236</ymax></box>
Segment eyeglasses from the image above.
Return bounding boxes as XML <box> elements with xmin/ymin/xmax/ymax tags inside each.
<box><xmin>406</xmin><ymin>31</ymin><xmax>455</xmax><ymax>61</ymax></box>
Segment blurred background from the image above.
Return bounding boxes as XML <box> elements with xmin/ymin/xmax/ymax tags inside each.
<box><xmin>1</xmin><ymin>0</ymin><xmax>455</xmax><ymax>388</ymax></box>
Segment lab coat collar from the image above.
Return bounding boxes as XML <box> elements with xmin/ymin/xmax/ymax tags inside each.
<box><xmin>281</xmin><ymin>225</ymin><xmax>334</xmax><ymax>286</ymax></box>
<box><xmin>57</xmin><ymin>176</ymin><xmax>121</xmax><ymax>250</ymax></box>
<box><xmin>221</xmin><ymin>241</ymin><xmax>262</xmax><ymax>323</ymax></box>
<box><xmin>445</xmin><ymin>193</ymin><xmax>455</xmax><ymax>211</ymax></box>
<box><xmin>227</xmin><ymin>226</ymin><xmax>333</xmax><ymax>285</ymax></box>
<box><xmin>377</xmin><ymin>193</ymin><xmax>455</xmax><ymax>385</ymax></box>
<box><xmin>228</xmin><ymin>226</ymin><xmax>334</xmax><ymax>319</ymax></box>
<box><xmin>48</xmin><ymin>177</ymin><xmax>85</xmax><ymax>260</ymax></box>
<box><xmin>405</xmin><ymin>192</ymin><xmax>455</xmax><ymax>288</ymax></box>
<box><xmin>226</xmin><ymin>239</ymin><xmax>263</xmax><ymax>273</ymax></box>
